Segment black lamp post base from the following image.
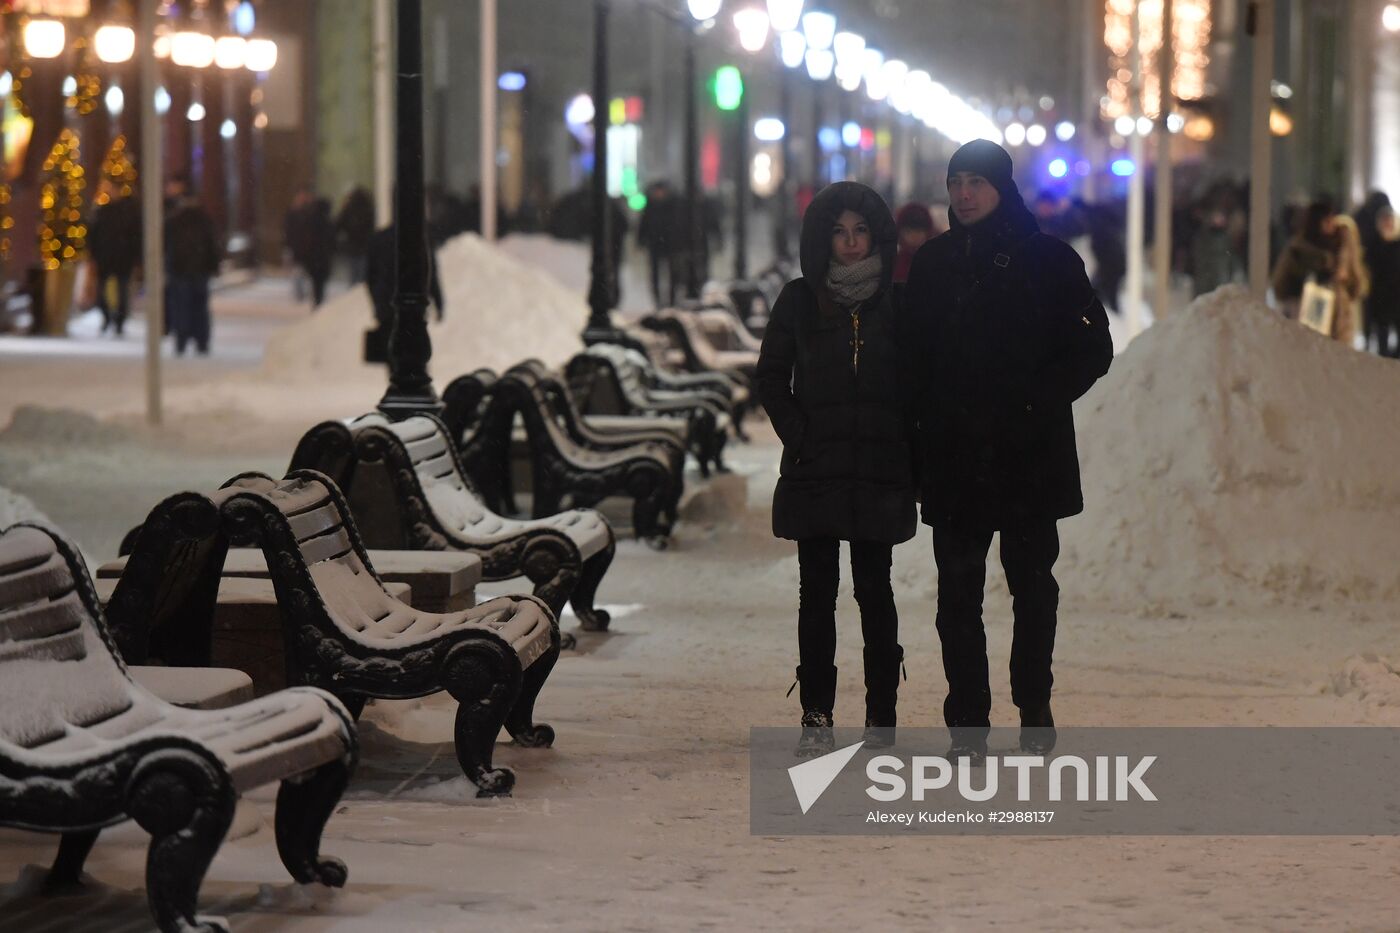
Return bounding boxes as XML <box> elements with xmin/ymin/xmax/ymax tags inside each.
<box><xmin>582</xmin><ymin>323</ymin><xmax>628</xmax><ymax>347</ymax></box>
<box><xmin>377</xmin><ymin>387</ymin><xmax>445</xmax><ymax>421</ymax></box>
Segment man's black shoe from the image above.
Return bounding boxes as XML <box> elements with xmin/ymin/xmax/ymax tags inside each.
<box><xmin>1019</xmin><ymin>702</ymin><xmax>1056</xmax><ymax>755</ymax></box>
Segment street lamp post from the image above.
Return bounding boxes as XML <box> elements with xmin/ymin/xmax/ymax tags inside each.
<box><xmin>733</xmin><ymin>74</ymin><xmax>749</xmax><ymax>280</ymax></box>
<box><xmin>584</xmin><ymin>0</ymin><xmax>617</xmax><ymax>340</ymax></box>
<box><xmin>378</xmin><ymin>0</ymin><xmax>442</xmax><ymax>418</ymax></box>
<box><xmin>775</xmin><ymin>65</ymin><xmax>793</xmax><ymax>261</ymax></box>
<box><xmin>683</xmin><ymin>29</ymin><xmax>702</xmax><ymax>299</ymax></box>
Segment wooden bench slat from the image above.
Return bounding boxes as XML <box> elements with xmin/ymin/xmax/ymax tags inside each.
<box><xmin>403</xmin><ymin>433</ymin><xmax>452</xmax><ymax>466</ymax></box>
<box><xmin>256</xmin><ymin>476</ymin><xmax>335</xmax><ymax>517</ymax></box>
<box><xmin>298</xmin><ymin>525</ymin><xmax>354</xmax><ymax>566</ymax></box>
<box><xmin>0</xmin><ymin>527</ymin><xmax>55</xmax><ymax>577</ymax></box>
<box><xmin>0</xmin><ymin>589</ymin><xmax>85</xmax><ymax>644</ymax></box>
<box><xmin>0</xmin><ymin>553</ymin><xmax>76</xmax><ymax>609</ymax></box>
<box><xmin>0</xmin><ymin>625</ymin><xmax>87</xmax><ymax>664</ymax></box>
<box><xmin>286</xmin><ymin>502</ymin><xmax>342</xmax><ymax>542</ymax></box>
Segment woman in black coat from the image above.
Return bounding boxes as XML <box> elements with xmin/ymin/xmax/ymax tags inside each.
<box><xmin>756</xmin><ymin>182</ymin><xmax>917</xmax><ymax>755</ymax></box>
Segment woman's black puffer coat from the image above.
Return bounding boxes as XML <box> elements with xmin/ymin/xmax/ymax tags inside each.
<box><xmin>756</xmin><ymin>181</ymin><xmax>917</xmax><ymax>544</ymax></box>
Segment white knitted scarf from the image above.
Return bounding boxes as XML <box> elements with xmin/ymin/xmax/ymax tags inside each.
<box><xmin>825</xmin><ymin>254</ymin><xmax>882</xmax><ymax>307</ymax></box>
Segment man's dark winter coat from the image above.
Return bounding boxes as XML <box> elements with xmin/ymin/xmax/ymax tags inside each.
<box><xmin>88</xmin><ymin>195</ymin><xmax>142</xmax><ymax>276</ymax></box>
<box><xmin>164</xmin><ymin>199</ymin><xmax>221</xmax><ymax>279</ymax></box>
<box><xmin>903</xmin><ymin>183</ymin><xmax>1113</xmax><ymax>528</ymax></box>
<box><xmin>756</xmin><ymin>181</ymin><xmax>917</xmax><ymax>544</ymax></box>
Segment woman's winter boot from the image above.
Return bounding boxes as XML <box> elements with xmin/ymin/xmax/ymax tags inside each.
<box><xmin>862</xmin><ymin>643</ymin><xmax>905</xmax><ymax>748</ymax></box>
<box><xmin>791</xmin><ymin>664</ymin><xmax>837</xmax><ymax>758</ymax></box>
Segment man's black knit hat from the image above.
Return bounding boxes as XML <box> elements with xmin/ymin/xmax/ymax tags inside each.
<box><xmin>947</xmin><ymin>139</ymin><xmax>1016</xmax><ymax>197</ymax></box>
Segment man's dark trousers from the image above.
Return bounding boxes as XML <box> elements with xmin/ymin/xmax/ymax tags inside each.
<box><xmin>931</xmin><ymin>514</ymin><xmax>1060</xmax><ymax>728</ymax></box>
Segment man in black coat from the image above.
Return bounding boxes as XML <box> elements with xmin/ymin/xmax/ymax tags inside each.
<box><xmin>88</xmin><ymin>179</ymin><xmax>142</xmax><ymax>335</ymax></box>
<box><xmin>903</xmin><ymin>139</ymin><xmax>1113</xmax><ymax>757</ymax></box>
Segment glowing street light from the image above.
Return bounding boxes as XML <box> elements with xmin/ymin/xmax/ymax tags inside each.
<box><xmin>688</xmin><ymin>0</ymin><xmax>722</xmax><ymax>21</ymax></box>
<box><xmin>880</xmin><ymin>58</ymin><xmax>908</xmax><ymax>97</ymax></box>
<box><xmin>1026</xmin><ymin>123</ymin><xmax>1047</xmax><ymax>146</ymax></box>
<box><xmin>766</xmin><ymin>0</ymin><xmax>804</xmax><ymax>33</ymax></box>
<box><xmin>754</xmin><ymin>117</ymin><xmax>786</xmax><ymax>141</ymax></box>
<box><xmin>23</xmin><ymin>19</ymin><xmax>66</xmax><ymax>60</ymax></box>
<box><xmin>778</xmin><ymin>31</ymin><xmax>806</xmax><ymax>68</ymax></box>
<box><xmin>1004</xmin><ymin>122</ymin><xmax>1026</xmax><ymax>146</ymax></box>
<box><xmin>214</xmin><ymin>36</ymin><xmax>248</xmax><ymax>70</ymax></box>
<box><xmin>801</xmin><ymin>10</ymin><xmax>836</xmax><ymax>51</ymax></box>
<box><xmin>94</xmin><ymin>24</ymin><xmax>136</xmax><ymax>64</ymax></box>
<box><xmin>244</xmin><ymin>38</ymin><xmax>278</xmax><ymax>73</ymax></box>
<box><xmin>1055</xmin><ymin>120</ymin><xmax>1076</xmax><ymax>141</ymax></box>
<box><xmin>733</xmin><ymin>8</ymin><xmax>770</xmax><ymax>53</ymax></box>
<box><xmin>1385</xmin><ymin>3</ymin><xmax>1400</xmax><ymax>32</ymax></box>
<box><xmin>171</xmin><ymin>31</ymin><xmax>216</xmax><ymax>68</ymax></box>
<box><xmin>804</xmin><ymin>48</ymin><xmax>834</xmax><ymax>81</ymax></box>
<box><xmin>187</xmin><ymin>100</ymin><xmax>206</xmax><ymax>122</ymax></box>
<box><xmin>104</xmin><ymin>84</ymin><xmax>124</xmax><ymax>117</ymax></box>
<box><xmin>832</xmin><ymin>30</ymin><xmax>864</xmax><ymax>65</ymax></box>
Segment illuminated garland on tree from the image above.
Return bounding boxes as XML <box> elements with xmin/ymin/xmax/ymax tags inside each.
<box><xmin>38</xmin><ymin>128</ymin><xmax>87</xmax><ymax>271</ymax></box>
<box><xmin>9</xmin><ymin>64</ymin><xmax>34</xmax><ymax>120</ymax></box>
<box><xmin>68</xmin><ymin>37</ymin><xmax>101</xmax><ymax>116</ymax></box>
<box><xmin>97</xmin><ymin>135</ymin><xmax>137</xmax><ymax>204</ymax></box>
<box><xmin>0</xmin><ymin>184</ymin><xmax>12</xmax><ymax>261</ymax></box>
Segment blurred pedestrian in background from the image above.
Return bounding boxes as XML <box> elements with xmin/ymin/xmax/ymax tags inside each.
<box><xmin>893</xmin><ymin>202</ymin><xmax>937</xmax><ymax>284</ymax></box>
<box><xmin>1331</xmin><ymin>214</ymin><xmax>1368</xmax><ymax>347</ymax></box>
<box><xmin>164</xmin><ymin>178</ymin><xmax>221</xmax><ymax>356</ymax></box>
<box><xmin>336</xmin><ymin>187</ymin><xmax>376</xmax><ymax>285</ymax></box>
<box><xmin>639</xmin><ymin>181</ymin><xmax>679</xmax><ymax>307</ymax></box>
<box><xmin>1271</xmin><ymin>199</ymin><xmax>1337</xmax><ymax>320</ymax></box>
<box><xmin>1366</xmin><ymin>205</ymin><xmax>1400</xmax><ymax>358</ymax></box>
<box><xmin>87</xmin><ymin>178</ymin><xmax>142</xmax><ymax>336</ymax></box>
<box><xmin>284</xmin><ymin>186</ymin><xmax>335</xmax><ymax>309</ymax></box>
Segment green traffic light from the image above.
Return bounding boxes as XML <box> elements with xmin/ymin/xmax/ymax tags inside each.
<box><xmin>713</xmin><ymin>65</ymin><xmax>743</xmax><ymax>112</ymax></box>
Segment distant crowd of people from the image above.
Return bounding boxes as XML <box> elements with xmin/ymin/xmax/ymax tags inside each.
<box><xmin>1028</xmin><ymin>178</ymin><xmax>1400</xmax><ymax>357</ymax></box>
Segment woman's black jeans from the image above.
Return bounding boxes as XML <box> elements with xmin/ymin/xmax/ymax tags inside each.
<box><xmin>797</xmin><ymin>538</ymin><xmax>899</xmax><ymax>669</ymax></box>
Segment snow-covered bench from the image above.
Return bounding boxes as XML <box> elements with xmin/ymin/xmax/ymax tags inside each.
<box><xmin>290</xmin><ymin>411</ymin><xmax>617</xmax><ymax>633</ymax></box>
<box><xmin>105</xmin><ymin>471</ymin><xmax>559</xmax><ymax>796</ymax></box>
<box><xmin>642</xmin><ymin>308</ymin><xmax>760</xmax><ymax>380</ymax></box>
<box><xmin>482</xmin><ymin>366</ymin><xmax>682</xmax><ymax>545</ymax></box>
<box><xmin>0</xmin><ymin>522</ymin><xmax>356</xmax><ymax>933</ymax></box>
<box><xmin>567</xmin><ymin>344</ymin><xmax>732</xmax><ymax>474</ymax></box>
<box><xmin>440</xmin><ymin>366</ymin><xmax>500</xmax><ymax>450</ymax></box>
<box><xmin>512</xmin><ymin>359</ymin><xmax>687</xmax><ymax>491</ymax></box>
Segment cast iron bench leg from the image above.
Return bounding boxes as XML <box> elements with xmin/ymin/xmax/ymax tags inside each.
<box><xmin>445</xmin><ymin>642</ymin><xmax>521</xmax><ymax>797</ymax></box>
<box><xmin>506</xmin><ymin>632</ymin><xmax>559</xmax><ymax>749</ymax></box>
<box><xmin>127</xmin><ymin>750</ymin><xmax>237</xmax><ymax>933</ymax></box>
<box><xmin>275</xmin><ymin>754</ymin><xmax>355</xmax><ymax>888</ymax></box>
<box><xmin>570</xmin><ymin>539</ymin><xmax>616</xmax><ymax>632</ymax></box>
<box><xmin>46</xmin><ymin>829</ymin><xmax>100</xmax><ymax>889</ymax></box>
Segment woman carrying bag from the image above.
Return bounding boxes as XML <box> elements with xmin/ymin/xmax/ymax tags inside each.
<box><xmin>756</xmin><ymin>182</ymin><xmax>917</xmax><ymax>757</ymax></box>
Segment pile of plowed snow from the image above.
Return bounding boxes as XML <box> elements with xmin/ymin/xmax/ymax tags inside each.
<box><xmin>261</xmin><ymin>233</ymin><xmax>588</xmax><ymax>385</ymax></box>
<box><xmin>1065</xmin><ymin>285</ymin><xmax>1400</xmax><ymax>611</ymax></box>
<box><xmin>0</xmin><ymin>485</ymin><xmax>49</xmax><ymax>530</ymax></box>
